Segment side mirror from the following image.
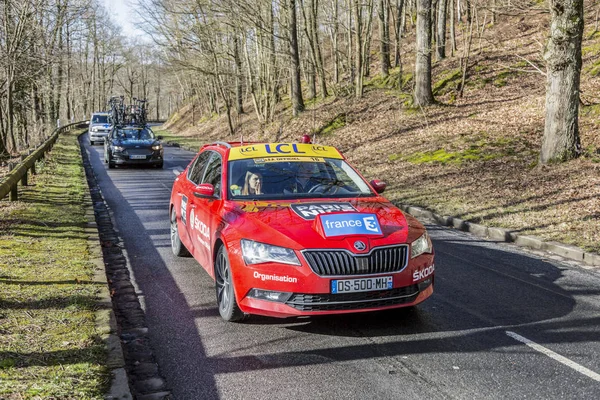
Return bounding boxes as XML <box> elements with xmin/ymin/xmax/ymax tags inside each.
<box><xmin>193</xmin><ymin>183</ymin><xmax>215</xmax><ymax>198</ymax></box>
<box><xmin>370</xmin><ymin>179</ymin><xmax>386</xmax><ymax>194</ymax></box>
<box><xmin>157</xmin><ymin>135</ymin><xmax>163</xmax><ymax>140</ymax></box>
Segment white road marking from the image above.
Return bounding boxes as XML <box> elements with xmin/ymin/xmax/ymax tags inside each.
<box><xmin>506</xmin><ymin>331</ymin><xmax>600</xmax><ymax>382</ymax></box>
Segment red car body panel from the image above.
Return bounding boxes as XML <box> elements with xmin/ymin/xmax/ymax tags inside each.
<box><xmin>169</xmin><ymin>142</ymin><xmax>435</xmax><ymax>318</ymax></box>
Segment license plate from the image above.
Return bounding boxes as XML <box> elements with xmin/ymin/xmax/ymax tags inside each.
<box><xmin>331</xmin><ymin>276</ymin><xmax>393</xmax><ymax>294</ymax></box>
<box><xmin>130</xmin><ymin>155</ymin><xmax>146</xmax><ymax>160</ymax></box>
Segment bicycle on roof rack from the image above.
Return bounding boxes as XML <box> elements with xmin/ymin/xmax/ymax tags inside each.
<box><xmin>107</xmin><ymin>95</ymin><xmax>125</xmax><ymax>126</ymax></box>
<box><xmin>106</xmin><ymin>96</ymin><xmax>148</xmax><ymax>127</ymax></box>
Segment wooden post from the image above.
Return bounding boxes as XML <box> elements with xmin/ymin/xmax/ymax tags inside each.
<box><xmin>29</xmin><ymin>150</ymin><xmax>36</xmax><ymax>175</ymax></box>
<box><xmin>20</xmin><ymin>155</ymin><xmax>27</xmax><ymax>186</ymax></box>
<box><xmin>8</xmin><ymin>163</ymin><xmax>18</xmax><ymax>201</ymax></box>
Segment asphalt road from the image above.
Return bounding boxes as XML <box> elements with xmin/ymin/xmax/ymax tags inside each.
<box><xmin>84</xmin><ymin>139</ymin><xmax>600</xmax><ymax>400</ymax></box>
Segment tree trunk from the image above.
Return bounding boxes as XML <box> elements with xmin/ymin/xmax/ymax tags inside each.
<box><xmin>333</xmin><ymin>0</ymin><xmax>340</xmax><ymax>83</ymax></box>
<box><xmin>233</xmin><ymin>35</ymin><xmax>244</xmax><ymax>114</ymax></box>
<box><xmin>436</xmin><ymin>0</ymin><xmax>447</xmax><ymax>60</ymax></box>
<box><xmin>379</xmin><ymin>0</ymin><xmax>391</xmax><ymax>77</ymax></box>
<box><xmin>540</xmin><ymin>0</ymin><xmax>583</xmax><ymax>164</ymax></box>
<box><xmin>354</xmin><ymin>0</ymin><xmax>364</xmax><ymax>97</ymax></box>
<box><xmin>450</xmin><ymin>0</ymin><xmax>456</xmax><ymax>55</ymax></box>
<box><xmin>289</xmin><ymin>0</ymin><xmax>305</xmax><ymax>116</ymax></box>
<box><xmin>414</xmin><ymin>0</ymin><xmax>434</xmax><ymax>105</ymax></box>
<box><xmin>347</xmin><ymin>0</ymin><xmax>355</xmax><ymax>83</ymax></box>
<box><xmin>311</xmin><ymin>0</ymin><xmax>328</xmax><ymax>97</ymax></box>
<box><xmin>394</xmin><ymin>0</ymin><xmax>405</xmax><ymax>67</ymax></box>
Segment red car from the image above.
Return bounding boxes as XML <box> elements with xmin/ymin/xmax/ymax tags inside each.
<box><xmin>169</xmin><ymin>141</ymin><xmax>434</xmax><ymax>321</ymax></box>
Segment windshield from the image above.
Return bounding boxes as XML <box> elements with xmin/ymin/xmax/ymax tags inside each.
<box><xmin>92</xmin><ymin>115</ymin><xmax>109</xmax><ymax>124</ymax></box>
<box><xmin>113</xmin><ymin>128</ymin><xmax>155</xmax><ymax>140</ymax></box>
<box><xmin>228</xmin><ymin>158</ymin><xmax>374</xmax><ymax>200</ymax></box>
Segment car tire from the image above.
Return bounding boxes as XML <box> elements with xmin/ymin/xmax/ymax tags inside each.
<box><xmin>156</xmin><ymin>162</ymin><xmax>163</xmax><ymax>169</ymax></box>
<box><xmin>170</xmin><ymin>208</ymin><xmax>190</xmax><ymax>257</ymax></box>
<box><xmin>215</xmin><ymin>245</ymin><xmax>246</xmax><ymax>322</ymax></box>
<box><xmin>108</xmin><ymin>160</ymin><xmax>115</xmax><ymax>169</ymax></box>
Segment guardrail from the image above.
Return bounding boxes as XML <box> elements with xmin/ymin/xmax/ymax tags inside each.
<box><xmin>0</xmin><ymin>121</ymin><xmax>87</xmax><ymax>202</ymax></box>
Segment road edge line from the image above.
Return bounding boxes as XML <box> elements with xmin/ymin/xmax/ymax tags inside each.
<box><xmin>506</xmin><ymin>331</ymin><xmax>600</xmax><ymax>382</ymax></box>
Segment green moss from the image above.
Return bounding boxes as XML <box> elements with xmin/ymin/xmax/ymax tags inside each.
<box><xmin>318</xmin><ymin>114</ymin><xmax>346</xmax><ymax>136</ymax></box>
<box><xmin>433</xmin><ymin>69</ymin><xmax>462</xmax><ymax>95</ymax></box>
<box><xmin>581</xmin><ymin>103</ymin><xmax>600</xmax><ymax>116</ymax></box>
<box><xmin>198</xmin><ymin>112</ymin><xmax>218</xmax><ymax>124</ymax></box>
<box><xmin>390</xmin><ymin>135</ymin><xmax>536</xmax><ymax>165</ymax></box>
<box><xmin>366</xmin><ymin>67</ymin><xmax>406</xmax><ymax>90</ymax></box>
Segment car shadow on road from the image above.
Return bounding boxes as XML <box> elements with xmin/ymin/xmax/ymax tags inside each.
<box><xmin>84</xmin><ymin>139</ymin><xmax>223</xmax><ymax>398</ymax></box>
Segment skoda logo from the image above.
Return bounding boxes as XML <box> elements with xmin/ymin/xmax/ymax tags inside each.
<box><xmin>354</xmin><ymin>241</ymin><xmax>366</xmax><ymax>251</ymax></box>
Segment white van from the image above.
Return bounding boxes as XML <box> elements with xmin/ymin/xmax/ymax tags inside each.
<box><xmin>88</xmin><ymin>112</ymin><xmax>112</xmax><ymax>145</ymax></box>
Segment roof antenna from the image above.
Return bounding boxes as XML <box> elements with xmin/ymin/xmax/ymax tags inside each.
<box><xmin>240</xmin><ymin>134</ymin><xmax>244</xmax><ymax>146</ymax></box>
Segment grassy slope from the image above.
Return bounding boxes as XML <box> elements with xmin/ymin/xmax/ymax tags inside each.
<box><xmin>157</xmin><ymin>3</ymin><xmax>600</xmax><ymax>254</ymax></box>
<box><xmin>0</xmin><ymin>130</ymin><xmax>108</xmax><ymax>398</ymax></box>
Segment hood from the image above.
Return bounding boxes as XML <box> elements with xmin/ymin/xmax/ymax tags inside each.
<box><xmin>91</xmin><ymin>123</ymin><xmax>112</xmax><ymax>129</ymax></box>
<box><xmin>227</xmin><ymin>198</ymin><xmax>423</xmax><ymax>253</ymax></box>
<box><xmin>113</xmin><ymin>138</ymin><xmax>158</xmax><ymax>148</ymax></box>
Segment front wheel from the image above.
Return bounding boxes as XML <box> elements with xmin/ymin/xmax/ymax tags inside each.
<box><xmin>215</xmin><ymin>246</ymin><xmax>245</xmax><ymax>322</ymax></box>
<box><xmin>170</xmin><ymin>208</ymin><xmax>190</xmax><ymax>257</ymax></box>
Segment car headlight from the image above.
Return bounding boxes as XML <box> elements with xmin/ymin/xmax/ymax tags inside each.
<box><xmin>112</xmin><ymin>146</ymin><xmax>125</xmax><ymax>152</ymax></box>
<box><xmin>411</xmin><ymin>232</ymin><xmax>433</xmax><ymax>258</ymax></box>
<box><xmin>152</xmin><ymin>144</ymin><xmax>162</xmax><ymax>151</ymax></box>
<box><xmin>91</xmin><ymin>127</ymin><xmax>98</xmax><ymax>132</ymax></box>
<box><xmin>241</xmin><ymin>239</ymin><xmax>300</xmax><ymax>266</ymax></box>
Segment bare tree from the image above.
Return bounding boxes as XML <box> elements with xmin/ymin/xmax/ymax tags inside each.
<box><xmin>540</xmin><ymin>0</ymin><xmax>584</xmax><ymax>164</ymax></box>
<box><xmin>379</xmin><ymin>0</ymin><xmax>391</xmax><ymax>77</ymax></box>
<box><xmin>436</xmin><ymin>0</ymin><xmax>447</xmax><ymax>60</ymax></box>
<box><xmin>289</xmin><ymin>0</ymin><xmax>305</xmax><ymax>115</ymax></box>
<box><xmin>414</xmin><ymin>0</ymin><xmax>434</xmax><ymax>105</ymax></box>
<box><xmin>353</xmin><ymin>0</ymin><xmax>374</xmax><ymax>98</ymax></box>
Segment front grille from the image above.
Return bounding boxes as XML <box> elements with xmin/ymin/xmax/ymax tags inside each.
<box><xmin>285</xmin><ymin>285</ymin><xmax>419</xmax><ymax>311</ymax></box>
<box><xmin>302</xmin><ymin>245</ymin><xmax>408</xmax><ymax>276</ymax></box>
<box><xmin>126</xmin><ymin>148</ymin><xmax>152</xmax><ymax>156</ymax></box>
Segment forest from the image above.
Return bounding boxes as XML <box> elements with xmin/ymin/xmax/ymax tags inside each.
<box><xmin>1</xmin><ymin>0</ymin><xmax>597</xmax><ymax>164</ymax></box>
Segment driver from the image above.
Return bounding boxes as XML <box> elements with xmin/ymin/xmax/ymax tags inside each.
<box><xmin>284</xmin><ymin>162</ymin><xmax>321</xmax><ymax>194</ymax></box>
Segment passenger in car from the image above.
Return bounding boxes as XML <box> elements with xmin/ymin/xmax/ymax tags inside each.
<box><xmin>284</xmin><ymin>162</ymin><xmax>321</xmax><ymax>193</ymax></box>
<box><xmin>242</xmin><ymin>170</ymin><xmax>263</xmax><ymax>195</ymax></box>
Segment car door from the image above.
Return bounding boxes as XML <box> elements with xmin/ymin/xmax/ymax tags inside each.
<box><xmin>179</xmin><ymin>151</ymin><xmax>211</xmax><ymax>260</ymax></box>
<box><xmin>188</xmin><ymin>151</ymin><xmax>223</xmax><ymax>274</ymax></box>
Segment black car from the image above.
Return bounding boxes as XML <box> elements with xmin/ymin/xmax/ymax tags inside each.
<box><xmin>104</xmin><ymin>125</ymin><xmax>164</xmax><ymax>168</ymax></box>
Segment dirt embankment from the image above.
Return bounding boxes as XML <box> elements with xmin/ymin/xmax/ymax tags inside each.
<box><xmin>163</xmin><ymin>5</ymin><xmax>600</xmax><ymax>253</ymax></box>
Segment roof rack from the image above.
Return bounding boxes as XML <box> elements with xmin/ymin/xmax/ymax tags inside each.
<box><xmin>213</xmin><ymin>141</ymin><xmax>232</xmax><ymax>148</ymax></box>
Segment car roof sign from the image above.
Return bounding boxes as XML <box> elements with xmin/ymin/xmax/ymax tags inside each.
<box><xmin>228</xmin><ymin>143</ymin><xmax>343</xmax><ymax>161</ymax></box>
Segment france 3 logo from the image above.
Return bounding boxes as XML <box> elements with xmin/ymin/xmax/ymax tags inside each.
<box><xmin>320</xmin><ymin>212</ymin><xmax>382</xmax><ymax>237</ymax></box>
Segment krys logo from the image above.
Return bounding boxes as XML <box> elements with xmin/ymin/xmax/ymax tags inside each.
<box><xmin>320</xmin><ymin>213</ymin><xmax>382</xmax><ymax>237</ymax></box>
